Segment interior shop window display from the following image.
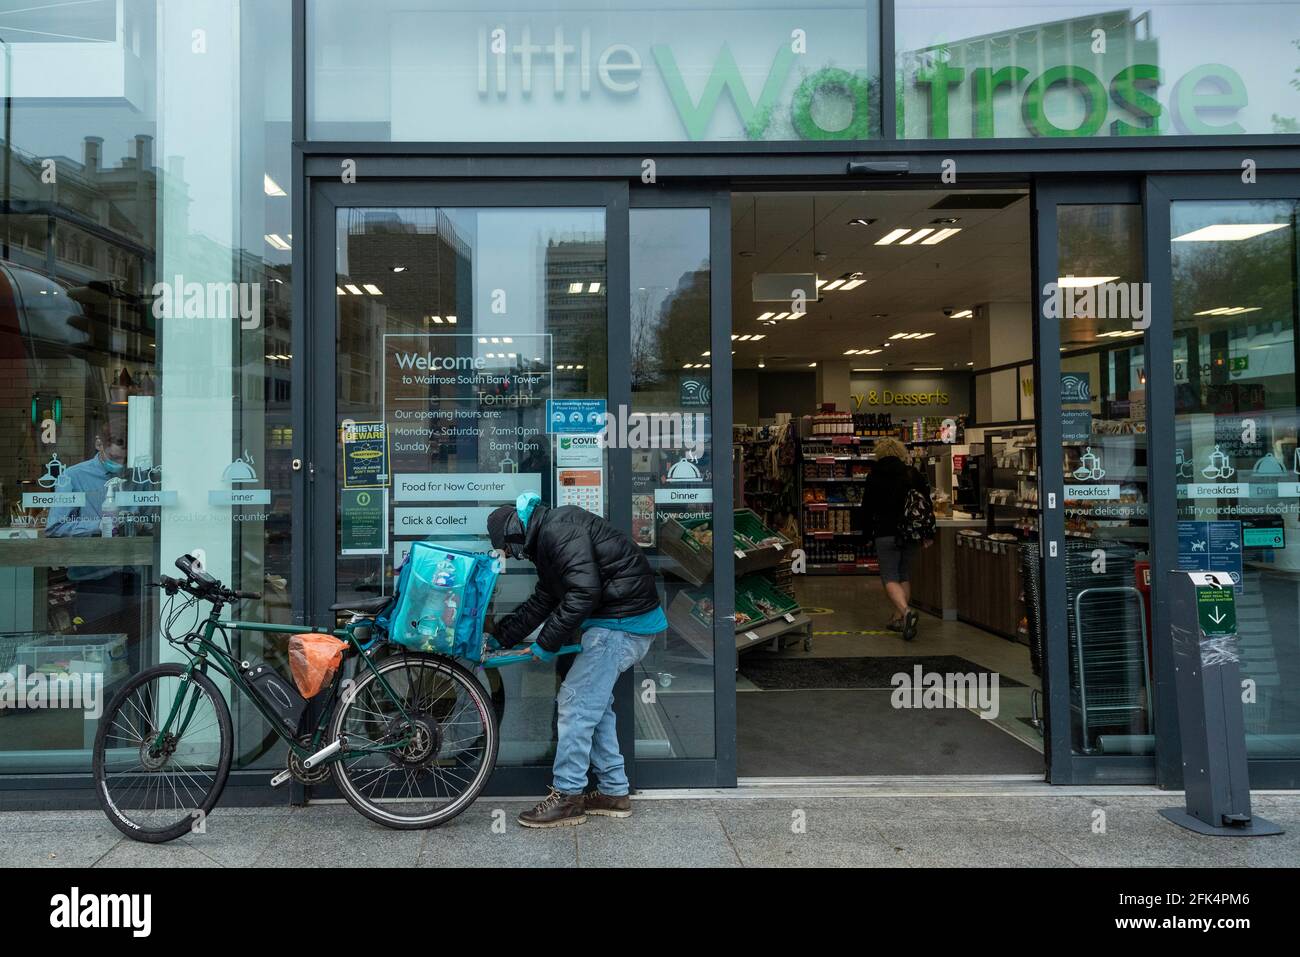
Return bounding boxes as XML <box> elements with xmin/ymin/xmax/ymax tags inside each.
<box><xmin>858</xmin><ymin>437</ymin><xmax>935</xmax><ymax>640</ymax></box>
<box><xmin>43</xmin><ymin>414</ymin><xmax>147</xmax><ymax>673</ymax></box>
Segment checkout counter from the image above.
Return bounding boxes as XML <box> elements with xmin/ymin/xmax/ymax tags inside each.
<box><xmin>912</xmin><ymin>518</ymin><xmax>1025</xmax><ymax>640</ymax></box>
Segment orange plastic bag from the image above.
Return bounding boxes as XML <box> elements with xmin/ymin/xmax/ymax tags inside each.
<box><xmin>288</xmin><ymin>633</ymin><xmax>347</xmax><ymax>698</ymax></box>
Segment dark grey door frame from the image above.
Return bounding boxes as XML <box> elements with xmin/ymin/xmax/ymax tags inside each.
<box><xmin>1147</xmin><ymin>172</ymin><xmax>1300</xmax><ymax>791</ymax></box>
<box><xmin>627</xmin><ymin>188</ymin><xmax>736</xmax><ymax>789</ymax></box>
<box><xmin>306</xmin><ymin>179</ymin><xmax>632</xmax><ymax>796</ymax></box>
<box><xmin>1033</xmin><ymin>177</ymin><xmax>1163</xmax><ymax>785</ymax></box>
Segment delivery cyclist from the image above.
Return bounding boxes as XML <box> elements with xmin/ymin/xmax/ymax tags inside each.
<box><xmin>487</xmin><ymin>491</ymin><xmax>665</xmax><ymax>828</ymax></box>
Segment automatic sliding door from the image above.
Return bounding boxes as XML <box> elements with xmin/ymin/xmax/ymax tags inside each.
<box><xmin>1035</xmin><ymin>181</ymin><xmax>1155</xmax><ymax>783</ymax></box>
<box><xmin>1150</xmin><ymin>175</ymin><xmax>1300</xmax><ymax>790</ymax></box>
<box><xmin>627</xmin><ymin>191</ymin><xmax>733</xmax><ymax>788</ymax></box>
<box><xmin>314</xmin><ymin>182</ymin><xmax>623</xmax><ymax>794</ymax></box>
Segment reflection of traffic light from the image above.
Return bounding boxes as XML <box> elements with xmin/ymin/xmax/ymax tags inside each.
<box><xmin>1209</xmin><ymin>330</ymin><xmax>1230</xmax><ymax>385</ymax></box>
<box><xmin>31</xmin><ymin>393</ymin><xmax>62</xmax><ymax>426</ymax></box>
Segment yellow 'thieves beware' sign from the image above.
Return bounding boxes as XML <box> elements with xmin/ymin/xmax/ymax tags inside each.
<box><xmin>342</xmin><ymin>421</ymin><xmax>390</xmax><ymax>488</ymax></box>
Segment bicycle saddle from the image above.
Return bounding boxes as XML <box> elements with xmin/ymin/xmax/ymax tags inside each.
<box><xmin>329</xmin><ymin>595</ymin><xmax>391</xmax><ymax>614</ymax></box>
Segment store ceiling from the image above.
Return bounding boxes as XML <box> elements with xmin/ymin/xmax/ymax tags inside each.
<box><xmin>730</xmin><ymin>189</ymin><xmax>1031</xmax><ymax>372</ymax></box>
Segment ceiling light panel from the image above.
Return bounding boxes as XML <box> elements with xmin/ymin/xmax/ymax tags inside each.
<box><xmin>1172</xmin><ymin>223</ymin><xmax>1286</xmax><ymax>242</ymax></box>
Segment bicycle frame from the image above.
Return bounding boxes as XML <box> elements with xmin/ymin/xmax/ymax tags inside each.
<box><xmin>151</xmin><ymin>600</ymin><xmax>417</xmax><ymax>766</ymax></box>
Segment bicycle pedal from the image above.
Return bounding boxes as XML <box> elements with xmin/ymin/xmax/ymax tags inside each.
<box><xmin>270</xmin><ymin>769</ymin><xmax>292</xmax><ymax>788</ymax></box>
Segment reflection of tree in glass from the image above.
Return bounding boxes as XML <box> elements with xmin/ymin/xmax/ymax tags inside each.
<box><xmin>632</xmin><ymin>262</ymin><xmax>711</xmax><ymax>397</ymax></box>
<box><xmin>1057</xmin><ymin>206</ymin><xmax>1143</xmax><ymax>283</ymax></box>
<box><xmin>1269</xmin><ymin>39</ymin><xmax>1299</xmax><ymax>133</ymax></box>
<box><xmin>631</xmin><ymin>286</ymin><xmax>659</xmax><ymax>389</ymax></box>
<box><xmin>1170</xmin><ymin>206</ymin><xmax>1297</xmax><ymax>412</ymax></box>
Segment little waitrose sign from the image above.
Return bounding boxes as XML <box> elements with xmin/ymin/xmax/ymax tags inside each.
<box><xmin>376</xmin><ymin>9</ymin><xmax>1273</xmax><ymax>141</ymax></box>
<box><xmin>388</xmin><ymin>9</ymin><xmax>874</xmax><ymax>142</ymax></box>
<box><xmin>907</xmin><ymin>60</ymin><xmax>1249</xmax><ymax>138</ymax></box>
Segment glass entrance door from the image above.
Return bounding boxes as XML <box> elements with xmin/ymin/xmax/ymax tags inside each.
<box><xmin>1034</xmin><ymin>180</ymin><xmax>1158</xmax><ymax>784</ymax></box>
<box><xmin>626</xmin><ymin>190</ymin><xmax>734</xmax><ymax>788</ymax></box>
<box><xmin>309</xmin><ymin>181</ymin><xmax>627</xmax><ymax>794</ymax></box>
<box><xmin>1149</xmin><ymin>174</ymin><xmax>1300</xmax><ymax>790</ymax></box>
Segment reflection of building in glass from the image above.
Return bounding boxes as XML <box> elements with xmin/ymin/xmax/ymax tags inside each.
<box><xmin>543</xmin><ymin>236</ymin><xmax>605</xmax><ymax>386</ymax></box>
<box><xmin>0</xmin><ymin>136</ymin><xmax>159</xmax><ymax>514</ymax></box>
<box><xmin>340</xmin><ymin>208</ymin><xmax>471</xmax><ymax>411</ymax></box>
<box><xmin>340</xmin><ymin>209</ymin><xmax>479</xmax><ymax>468</ymax></box>
<box><xmin>901</xmin><ymin>10</ymin><xmax>1160</xmax><ymax>138</ymax></box>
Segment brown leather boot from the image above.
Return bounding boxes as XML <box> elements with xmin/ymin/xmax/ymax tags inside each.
<box><xmin>584</xmin><ymin>790</ymin><xmax>633</xmax><ymax>818</ymax></box>
<box><xmin>517</xmin><ymin>787</ymin><xmax>587</xmax><ymax>828</ymax></box>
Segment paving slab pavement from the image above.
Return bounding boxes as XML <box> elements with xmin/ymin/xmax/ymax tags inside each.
<box><xmin>3</xmin><ymin>791</ymin><xmax>1297</xmax><ymax>867</ymax></box>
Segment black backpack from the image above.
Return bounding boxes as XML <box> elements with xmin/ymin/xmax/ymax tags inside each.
<box><xmin>896</xmin><ymin>473</ymin><xmax>936</xmax><ymax>544</ymax></box>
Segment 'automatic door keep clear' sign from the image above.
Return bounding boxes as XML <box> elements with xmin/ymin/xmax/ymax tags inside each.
<box><xmin>546</xmin><ymin>399</ymin><xmax>606</xmax><ymax>434</ymax></box>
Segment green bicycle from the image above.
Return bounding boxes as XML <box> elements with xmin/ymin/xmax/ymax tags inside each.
<box><xmin>92</xmin><ymin>554</ymin><xmax>535</xmax><ymax>843</ymax></box>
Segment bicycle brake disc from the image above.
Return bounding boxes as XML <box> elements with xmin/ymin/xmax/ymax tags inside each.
<box><xmin>384</xmin><ymin>714</ymin><xmax>442</xmax><ymax>770</ymax></box>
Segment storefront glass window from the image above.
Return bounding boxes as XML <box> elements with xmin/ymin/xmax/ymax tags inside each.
<box><xmin>309</xmin><ymin>0</ymin><xmax>881</xmax><ymax>143</ymax></box>
<box><xmin>0</xmin><ymin>0</ymin><xmax>294</xmax><ymax>775</ymax></box>
<box><xmin>896</xmin><ymin>1</ymin><xmax>1300</xmax><ymax>139</ymax></box>
<box><xmin>335</xmin><ymin>205</ymin><xmax>608</xmax><ymax>768</ymax></box>
<box><xmin>1056</xmin><ymin>204</ymin><xmax>1154</xmax><ymax>755</ymax></box>
<box><xmin>1170</xmin><ymin>198</ymin><xmax>1300</xmax><ymax>760</ymax></box>
<box><xmin>628</xmin><ymin>207</ymin><xmax>715</xmax><ymax>761</ymax></box>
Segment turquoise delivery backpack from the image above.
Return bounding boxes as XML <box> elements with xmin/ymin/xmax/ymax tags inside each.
<box><xmin>378</xmin><ymin>542</ymin><xmax>500</xmax><ymax>662</ymax></box>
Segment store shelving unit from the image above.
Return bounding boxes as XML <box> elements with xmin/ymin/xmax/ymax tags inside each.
<box><xmin>983</xmin><ymin>428</ymin><xmax>1040</xmax><ymax>527</ymax></box>
<box><xmin>799</xmin><ymin>434</ymin><xmax>876</xmax><ymax>575</ymax></box>
<box><xmin>734</xmin><ymin>423</ymin><xmax>796</xmax><ymax>530</ymax></box>
<box><xmin>954</xmin><ymin>428</ymin><xmax>1038</xmax><ymax>643</ymax></box>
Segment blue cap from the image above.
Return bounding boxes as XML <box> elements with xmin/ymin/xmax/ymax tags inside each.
<box><xmin>516</xmin><ymin>491</ymin><xmax>542</xmax><ymax>528</ymax></box>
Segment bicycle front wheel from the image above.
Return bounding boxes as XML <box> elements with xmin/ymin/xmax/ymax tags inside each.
<box><xmin>329</xmin><ymin>653</ymin><xmax>498</xmax><ymax>829</ymax></box>
<box><xmin>92</xmin><ymin>663</ymin><xmax>232</xmax><ymax>843</ymax></box>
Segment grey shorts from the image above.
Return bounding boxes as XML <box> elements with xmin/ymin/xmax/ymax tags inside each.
<box><xmin>875</xmin><ymin>535</ymin><xmax>916</xmax><ymax>584</ymax></box>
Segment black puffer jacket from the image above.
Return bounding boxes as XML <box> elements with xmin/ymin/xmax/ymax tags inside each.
<box><xmin>494</xmin><ymin>504</ymin><xmax>661</xmax><ymax>653</ymax></box>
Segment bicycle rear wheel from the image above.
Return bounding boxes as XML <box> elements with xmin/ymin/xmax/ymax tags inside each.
<box><xmin>92</xmin><ymin>663</ymin><xmax>232</xmax><ymax>843</ymax></box>
<box><xmin>329</xmin><ymin>653</ymin><xmax>498</xmax><ymax>829</ymax></box>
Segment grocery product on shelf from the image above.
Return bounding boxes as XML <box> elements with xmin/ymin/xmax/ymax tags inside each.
<box><xmin>660</xmin><ymin>506</ymin><xmax>812</xmax><ymax>655</ymax></box>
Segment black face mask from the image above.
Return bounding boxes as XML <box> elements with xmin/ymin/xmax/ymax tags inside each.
<box><xmin>488</xmin><ymin>506</ymin><xmax>527</xmax><ymax>560</ymax></box>
<box><xmin>502</xmin><ymin>529</ymin><xmax>526</xmax><ymax>561</ymax></box>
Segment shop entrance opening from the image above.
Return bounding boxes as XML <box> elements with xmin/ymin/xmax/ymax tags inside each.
<box><xmin>728</xmin><ymin>187</ymin><xmax>1051</xmax><ymax>777</ymax></box>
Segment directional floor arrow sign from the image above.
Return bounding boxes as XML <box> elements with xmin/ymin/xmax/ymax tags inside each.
<box><xmin>1196</xmin><ymin>584</ymin><xmax>1236</xmax><ymax>638</ymax></box>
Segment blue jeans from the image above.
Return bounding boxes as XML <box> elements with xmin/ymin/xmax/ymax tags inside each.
<box><xmin>552</xmin><ymin>626</ymin><xmax>654</xmax><ymax>795</ymax></box>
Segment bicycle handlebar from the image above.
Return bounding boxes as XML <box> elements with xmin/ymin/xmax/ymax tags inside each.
<box><xmin>153</xmin><ymin>558</ymin><xmax>260</xmax><ymax>605</ymax></box>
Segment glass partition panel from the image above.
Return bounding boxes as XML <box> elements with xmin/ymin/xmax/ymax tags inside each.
<box><xmin>1056</xmin><ymin>203</ymin><xmax>1153</xmax><ymax>755</ymax></box>
<box><xmin>1170</xmin><ymin>198</ymin><xmax>1300</xmax><ymax>760</ymax></box>
<box><xmin>0</xmin><ymin>0</ymin><xmax>294</xmax><ymax>775</ymax></box>
<box><xmin>335</xmin><ymin>205</ymin><xmax>608</xmax><ymax>768</ymax></box>
<box><xmin>628</xmin><ymin>207</ymin><xmax>715</xmax><ymax>761</ymax></box>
